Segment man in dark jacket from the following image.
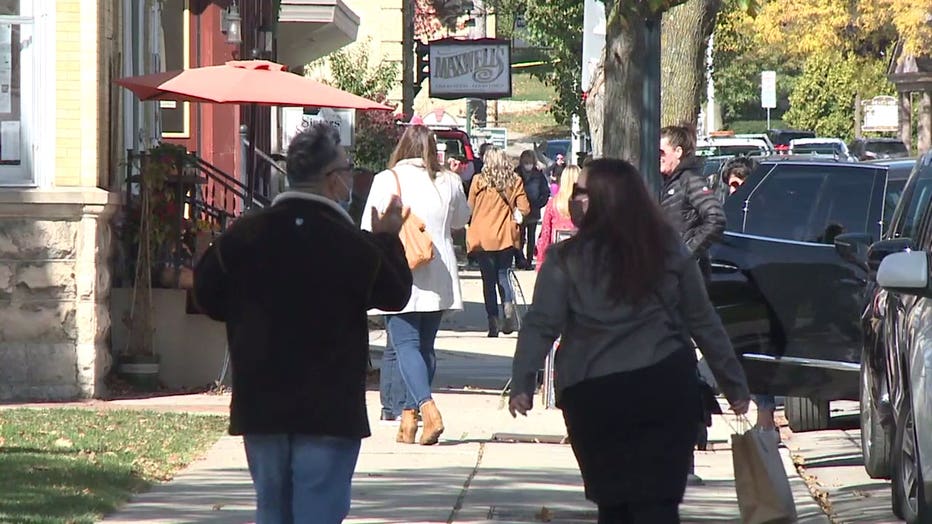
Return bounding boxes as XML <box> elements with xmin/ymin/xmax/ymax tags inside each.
<box><xmin>659</xmin><ymin>125</ymin><xmax>726</xmax><ymax>278</ymax></box>
<box><xmin>516</xmin><ymin>149</ymin><xmax>552</xmax><ymax>269</ymax></box>
<box><xmin>193</xmin><ymin>122</ymin><xmax>412</xmax><ymax>523</ymax></box>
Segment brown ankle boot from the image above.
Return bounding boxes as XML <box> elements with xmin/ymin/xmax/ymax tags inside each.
<box><xmin>419</xmin><ymin>400</ymin><xmax>444</xmax><ymax>445</ymax></box>
<box><xmin>396</xmin><ymin>409</ymin><xmax>418</xmax><ymax>444</ymax></box>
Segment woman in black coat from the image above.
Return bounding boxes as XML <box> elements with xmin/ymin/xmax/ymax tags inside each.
<box><xmin>509</xmin><ymin>158</ymin><xmax>750</xmax><ymax>524</ymax></box>
<box><xmin>514</xmin><ymin>150</ymin><xmax>551</xmax><ymax>268</ymax></box>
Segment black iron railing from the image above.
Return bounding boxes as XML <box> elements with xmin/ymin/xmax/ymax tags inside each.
<box><xmin>121</xmin><ymin>148</ymin><xmax>269</xmax><ymax>288</ymax></box>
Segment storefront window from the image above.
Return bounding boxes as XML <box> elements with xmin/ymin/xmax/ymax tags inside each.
<box><xmin>0</xmin><ymin>0</ymin><xmax>35</xmax><ymax>185</ymax></box>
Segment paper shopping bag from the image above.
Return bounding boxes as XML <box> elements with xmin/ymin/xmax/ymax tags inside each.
<box><xmin>732</xmin><ymin>428</ymin><xmax>798</xmax><ymax>524</ymax></box>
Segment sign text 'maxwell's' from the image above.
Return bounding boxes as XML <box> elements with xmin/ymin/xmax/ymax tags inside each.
<box><xmin>433</xmin><ymin>47</ymin><xmax>506</xmax><ymax>83</ymax></box>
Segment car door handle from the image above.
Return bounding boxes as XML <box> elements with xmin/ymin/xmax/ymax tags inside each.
<box><xmin>711</xmin><ymin>261</ymin><xmax>739</xmax><ymax>272</ymax></box>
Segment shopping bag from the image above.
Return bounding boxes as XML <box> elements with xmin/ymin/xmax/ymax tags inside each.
<box><xmin>732</xmin><ymin>423</ymin><xmax>797</xmax><ymax>524</ymax></box>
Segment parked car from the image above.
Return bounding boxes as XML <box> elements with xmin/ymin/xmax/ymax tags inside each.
<box><xmin>433</xmin><ymin>126</ymin><xmax>476</xmax><ymax>177</ymax></box>
<box><xmin>735</xmin><ymin>133</ymin><xmax>776</xmax><ymax>152</ymax></box>
<box><xmin>697</xmin><ymin>137</ymin><xmax>772</xmax><ymax>157</ymax></box>
<box><xmin>710</xmin><ymin>158</ymin><xmax>889</xmax><ymax>431</ymax></box>
<box><xmin>789</xmin><ymin>138</ymin><xmax>856</xmax><ymax>161</ymax></box>
<box><xmin>862</xmin><ymin>152</ymin><xmax>932</xmax><ymax>522</ymax></box>
<box><xmin>767</xmin><ymin>129</ymin><xmax>816</xmax><ymax>154</ymax></box>
<box><xmin>850</xmin><ymin>137</ymin><xmax>910</xmax><ymax>161</ymax></box>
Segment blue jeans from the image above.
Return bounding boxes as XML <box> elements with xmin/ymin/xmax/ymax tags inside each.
<box><xmin>476</xmin><ymin>249</ymin><xmax>515</xmax><ymax>317</ymax></box>
<box><xmin>244</xmin><ymin>434</ymin><xmax>361</xmax><ymax>524</ymax></box>
<box><xmin>379</xmin><ymin>332</ymin><xmax>414</xmax><ymax>418</ymax></box>
<box><xmin>754</xmin><ymin>394</ymin><xmax>776</xmax><ymax>411</ymax></box>
<box><xmin>385</xmin><ymin>311</ymin><xmax>444</xmax><ymax>409</ymax></box>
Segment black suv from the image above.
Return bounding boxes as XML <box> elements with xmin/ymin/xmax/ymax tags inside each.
<box><xmin>860</xmin><ymin>153</ymin><xmax>932</xmax><ymax>521</ymax></box>
<box><xmin>710</xmin><ymin>158</ymin><xmax>889</xmax><ymax>431</ymax></box>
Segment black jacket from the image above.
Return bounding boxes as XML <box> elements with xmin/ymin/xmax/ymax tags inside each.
<box><xmin>660</xmin><ymin>156</ymin><xmax>726</xmax><ymax>255</ymax></box>
<box><xmin>517</xmin><ymin>167</ymin><xmax>551</xmax><ymax>222</ymax></box>
<box><xmin>193</xmin><ymin>192</ymin><xmax>412</xmax><ymax>438</ymax></box>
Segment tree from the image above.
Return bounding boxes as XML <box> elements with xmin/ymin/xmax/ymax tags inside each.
<box><xmin>660</xmin><ymin>0</ymin><xmax>722</xmax><ymax>127</ymax></box>
<box><xmin>782</xmin><ymin>52</ymin><xmax>894</xmax><ymax>141</ymax></box>
<box><xmin>519</xmin><ymin>0</ymin><xmax>587</xmax><ymax>128</ymax></box>
<box><xmin>313</xmin><ymin>41</ymin><xmax>404</xmax><ymax>172</ymax></box>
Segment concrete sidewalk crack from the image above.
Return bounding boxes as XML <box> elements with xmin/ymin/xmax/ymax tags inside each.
<box><xmin>447</xmin><ymin>441</ymin><xmax>486</xmax><ymax>523</ymax></box>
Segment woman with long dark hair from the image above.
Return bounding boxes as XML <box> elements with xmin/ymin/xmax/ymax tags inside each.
<box><xmin>509</xmin><ymin>158</ymin><xmax>750</xmax><ymax>523</ymax></box>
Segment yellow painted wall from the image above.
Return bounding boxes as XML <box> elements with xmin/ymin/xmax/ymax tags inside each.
<box><xmin>54</xmin><ymin>0</ymin><xmax>101</xmax><ymax>188</ymax></box>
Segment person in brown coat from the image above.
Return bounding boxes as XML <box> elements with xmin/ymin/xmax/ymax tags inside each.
<box><xmin>467</xmin><ymin>147</ymin><xmax>532</xmax><ymax>337</ymax></box>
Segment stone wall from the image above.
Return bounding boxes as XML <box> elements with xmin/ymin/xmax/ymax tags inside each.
<box><xmin>0</xmin><ymin>189</ymin><xmax>119</xmax><ymax>401</ymax></box>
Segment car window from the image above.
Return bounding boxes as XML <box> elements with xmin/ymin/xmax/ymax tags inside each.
<box><xmin>869</xmin><ymin>141</ymin><xmax>908</xmax><ymax>156</ymax></box>
<box><xmin>740</xmin><ymin>167</ymin><xmax>827</xmax><ymax>241</ymax></box>
<box><xmin>805</xmin><ymin>170</ymin><xmax>877</xmax><ymax>243</ymax></box>
<box><xmin>438</xmin><ymin>137</ymin><xmax>465</xmax><ymax>159</ymax></box>
<box><xmin>884</xmin><ymin>179</ymin><xmax>907</xmax><ymax>233</ymax></box>
<box><xmin>893</xmin><ymin>168</ymin><xmax>932</xmax><ymax>239</ymax></box>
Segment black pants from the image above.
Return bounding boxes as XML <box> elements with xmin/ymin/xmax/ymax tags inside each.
<box><xmin>597</xmin><ymin>500</ymin><xmax>680</xmax><ymax>524</ymax></box>
<box><xmin>517</xmin><ymin>221</ymin><xmax>538</xmax><ymax>266</ymax></box>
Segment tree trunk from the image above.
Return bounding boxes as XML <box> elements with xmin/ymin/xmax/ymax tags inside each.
<box><xmin>601</xmin><ymin>8</ymin><xmax>646</xmax><ymax>162</ymax></box>
<box><xmin>660</xmin><ymin>0</ymin><xmax>721</xmax><ymax>127</ymax></box>
<box><xmin>585</xmin><ymin>57</ymin><xmax>605</xmax><ymax>158</ymax></box>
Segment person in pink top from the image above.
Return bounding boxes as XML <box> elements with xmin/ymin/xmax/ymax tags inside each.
<box><xmin>536</xmin><ymin>164</ymin><xmax>581</xmax><ymax>269</ymax></box>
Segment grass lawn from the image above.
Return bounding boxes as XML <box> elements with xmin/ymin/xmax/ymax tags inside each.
<box><xmin>500</xmin><ymin>108</ymin><xmax>568</xmax><ymax>140</ymax></box>
<box><xmin>509</xmin><ymin>72</ymin><xmax>555</xmax><ymax>102</ymax></box>
<box><xmin>0</xmin><ymin>408</ymin><xmax>227</xmax><ymax>524</ymax></box>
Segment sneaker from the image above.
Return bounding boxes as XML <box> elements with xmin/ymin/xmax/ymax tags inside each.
<box><xmin>686</xmin><ymin>474</ymin><xmax>705</xmax><ymax>486</ymax></box>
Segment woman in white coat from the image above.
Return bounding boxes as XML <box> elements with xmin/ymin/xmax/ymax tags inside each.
<box><xmin>361</xmin><ymin>125</ymin><xmax>471</xmax><ymax>445</ymax></box>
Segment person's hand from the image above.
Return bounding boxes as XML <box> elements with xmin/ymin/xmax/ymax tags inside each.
<box><xmin>730</xmin><ymin>398</ymin><xmax>750</xmax><ymax>416</ymax></box>
<box><xmin>509</xmin><ymin>393</ymin><xmax>533</xmax><ymax>418</ymax></box>
<box><xmin>371</xmin><ymin>196</ymin><xmax>407</xmax><ymax>236</ymax></box>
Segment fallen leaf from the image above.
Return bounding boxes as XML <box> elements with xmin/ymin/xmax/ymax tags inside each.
<box><xmin>53</xmin><ymin>438</ymin><xmax>74</xmax><ymax>449</ymax></box>
<box><xmin>212</xmin><ymin>504</ymin><xmax>225</xmax><ymax>511</ymax></box>
<box><xmin>535</xmin><ymin>506</ymin><xmax>553</xmax><ymax>522</ymax></box>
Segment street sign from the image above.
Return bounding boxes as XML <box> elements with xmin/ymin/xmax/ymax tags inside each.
<box><xmin>862</xmin><ymin>95</ymin><xmax>899</xmax><ymax>132</ymax></box>
<box><xmin>472</xmin><ymin>127</ymin><xmax>508</xmax><ymax>150</ymax></box>
<box><xmin>761</xmin><ymin>71</ymin><xmax>777</xmax><ymax>109</ymax></box>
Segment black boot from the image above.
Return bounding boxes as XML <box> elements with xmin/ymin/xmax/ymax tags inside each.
<box><xmin>487</xmin><ymin>316</ymin><xmax>500</xmax><ymax>338</ymax></box>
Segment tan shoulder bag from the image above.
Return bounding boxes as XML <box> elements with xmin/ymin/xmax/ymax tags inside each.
<box><xmin>391</xmin><ymin>169</ymin><xmax>434</xmax><ymax>270</ymax></box>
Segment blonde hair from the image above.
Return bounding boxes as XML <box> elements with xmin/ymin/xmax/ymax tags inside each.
<box><xmin>480</xmin><ymin>147</ymin><xmax>519</xmax><ymax>192</ymax></box>
<box><xmin>389</xmin><ymin>125</ymin><xmax>443</xmax><ymax>179</ymax></box>
<box><xmin>555</xmin><ymin>165</ymin><xmax>581</xmax><ymax>218</ymax></box>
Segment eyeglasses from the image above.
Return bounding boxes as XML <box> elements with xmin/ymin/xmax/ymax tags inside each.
<box><xmin>571</xmin><ymin>184</ymin><xmax>589</xmax><ymax>200</ymax></box>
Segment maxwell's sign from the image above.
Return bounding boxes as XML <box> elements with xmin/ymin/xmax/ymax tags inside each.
<box><xmin>428</xmin><ymin>38</ymin><xmax>512</xmax><ymax>100</ymax></box>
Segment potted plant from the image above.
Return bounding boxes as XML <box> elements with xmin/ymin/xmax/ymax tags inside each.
<box><xmin>117</xmin><ymin>143</ymin><xmax>189</xmax><ymax>389</ymax></box>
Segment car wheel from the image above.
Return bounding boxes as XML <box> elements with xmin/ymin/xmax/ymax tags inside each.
<box><xmin>861</xmin><ymin>356</ymin><xmax>892</xmax><ymax>479</ymax></box>
<box><xmin>785</xmin><ymin>397</ymin><xmax>830</xmax><ymax>432</ymax></box>
<box><xmin>892</xmin><ymin>397</ymin><xmax>931</xmax><ymax>522</ymax></box>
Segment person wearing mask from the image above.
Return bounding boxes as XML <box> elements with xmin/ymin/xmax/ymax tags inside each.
<box><xmin>193</xmin><ymin>122</ymin><xmax>413</xmax><ymax>523</ymax></box>
<box><xmin>536</xmin><ymin>164</ymin><xmax>581</xmax><ymax>269</ymax></box>
<box><xmin>515</xmin><ymin>150</ymin><xmax>551</xmax><ymax>270</ymax></box>
<box><xmin>509</xmin><ymin>158</ymin><xmax>750</xmax><ymax>524</ymax></box>
<box><xmin>659</xmin><ymin>125</ymin><xmax>726</xmax><ymax>279</ymax></box>
<box><xmin>467</xmin><ymin>147</ymin><xmax>532</xmax><ymax>338</ymax></box>
<box><xmin>548</xmin><ymin>153</ymin><xmax>567</xmax><ymax>185</ymax></box>
<box><xmin>362</xmin><ymin>125</ymin><xmax>471</xmax><ymax>446</ymax></box>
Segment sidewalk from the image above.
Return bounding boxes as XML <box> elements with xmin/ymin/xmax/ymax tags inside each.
<box><xmin>100</xmin><ymin>271</ymin><xmax>829</xmax><ymax>523</ymax></box>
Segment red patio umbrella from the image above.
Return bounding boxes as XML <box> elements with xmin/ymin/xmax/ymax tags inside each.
<box><xmin>114</xmin><ymin>59</ymin><xmax>393</xmax><ymax>110</ymax></box>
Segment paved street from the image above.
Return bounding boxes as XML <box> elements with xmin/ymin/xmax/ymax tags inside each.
<box><xmin>783</xmin><ymin>401</ymin><xmax>903</xmax><ymax>523</ymax></box>
<box><xmin>95</xmin><ymin>270</ymin><xmax>840</xmax><ymax>523</ymax></box>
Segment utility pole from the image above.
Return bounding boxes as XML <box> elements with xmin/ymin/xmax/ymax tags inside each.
<box><xmin>401</xmin><ymin>0</ymin><xmax>415</xmax><ymax>118</ymax></box>
<box><xmin>469</xmin><ymin>0</ymin><xmax>487</xmax><ymax>129</ymax></box>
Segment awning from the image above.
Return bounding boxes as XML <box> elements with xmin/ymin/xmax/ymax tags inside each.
<box><xmin>189</xmin><ymin>0</ymin><xmax>361</xmax><ymax>66</ymax></box>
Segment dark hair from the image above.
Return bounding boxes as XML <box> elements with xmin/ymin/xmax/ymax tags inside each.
<box><xmin>389</xmin><ymin>125</ymin><xmax>443</xmax><ymax>179</ymax></box>
<box><xmin>724</xmin><ymin>156</ymin><xmax>756</xmax><ymax>181</ymax></box>
<box><xmin>660</xmin><ymin>124</ymin><xmax>697</xmax><ymax>158</ymax></box>
<box><xmin>285</xmin><ymin>122</ymin><xmax>342</xmax><ymax>185</ymax></box>
<box><xmin>519</xmin><ymin>150</ymin><xmax>536</xmax><ymax>164</ymax></box>
<box><xmin>478</xmin><ymin>142</ymin><xmax>494</xmax><ymax>157</ymax></box>
<box><xmin>567</xmin><ymin>158</ymin><xmax>677</xmax><ymax>304</ymax></box>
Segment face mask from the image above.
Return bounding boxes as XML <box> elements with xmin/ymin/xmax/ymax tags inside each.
<box><xmin>569</xmin><ymin>199</ymin><xmax>587</xmax><ymax>228</ymax></box>
<box><xmin>335</xmin><ymin>175</ymin><xmax>353</xmax><ymax>212</ymax></box>
<box><xmin>522</xmin><ymin>163</ymin><xmax>534</xmax><ymax>171</ymax></box>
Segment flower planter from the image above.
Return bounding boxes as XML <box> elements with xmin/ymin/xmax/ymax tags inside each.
<box><xmin>116</xmin><ymin>355</ymin><xmax>161</xmax><ymax>391</ymax></box>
